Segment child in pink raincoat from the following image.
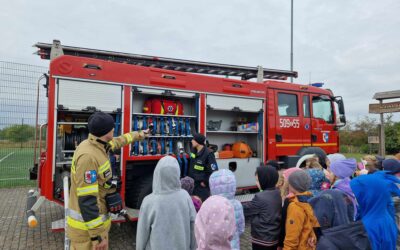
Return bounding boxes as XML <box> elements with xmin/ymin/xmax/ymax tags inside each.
<box><xmin>195</xmin><ymin>195</ymin><xmax>236</xmax><ymax>250</ymax></box>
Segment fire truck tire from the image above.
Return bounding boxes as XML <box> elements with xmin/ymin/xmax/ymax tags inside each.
<box><xmin>125</xmin><ymin>174</ymin><xmax>153</xmax><ymax>209</ymax></box>
<box><xmin>297</xmin><ymin>147</ymin><xmax>327</xmax><ymax>168</ymax></box>
<box><xmin>136</xmin><ymin>174</ymin><xmax>153</xmax><ymax>208</ymax></box>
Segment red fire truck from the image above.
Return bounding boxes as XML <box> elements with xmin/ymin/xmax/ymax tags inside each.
<box><xmin>27</xmin><ymin>40</ymin><xmax>346</xmax><ymax>228</ymax></box>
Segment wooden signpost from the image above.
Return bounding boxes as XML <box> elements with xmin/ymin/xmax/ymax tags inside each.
<box><xmin>369</xmin><ymin>90</ymin><xmax>400</xmax><ymax>156</ymax></box>
<box><xmin>368</xmin><ymin>136</ymin><xmax>380</xmax><ymax>144</ymax></box>
<box><xmin>369</xmin><ymin>101</ymin><xmax>400</xmax><ymax>114</ymax></box>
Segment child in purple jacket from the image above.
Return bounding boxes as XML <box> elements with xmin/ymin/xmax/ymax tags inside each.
<box><xmin>181</xmin><ymin>176</ymin><xmax>203</xmax><ymax>212</ymax></box>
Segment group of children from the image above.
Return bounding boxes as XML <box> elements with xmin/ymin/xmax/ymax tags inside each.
<box><xmin>135</xmin><ymin>156</ymin><xmax>243</xmax><ymax>250</ymax></box>
<box><xmin>135</xmin><ymin>152</ymin><xmax>400</xmax><ymax>250</ymax></box>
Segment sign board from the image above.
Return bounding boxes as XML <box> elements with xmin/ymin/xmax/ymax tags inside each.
<box><xmin>368</xmin><ymin>136</ymin><xmax>380</xmax><ymax>144</ymax></box>
<box><xmin>369</xmin><ymin>101</ymin><xmax>400</xmax><ymax>114</ymax></box>
<box><xmin>373</xmin><ymin>90</ymin><xmax>400</xmax><ymax>100</ymax></box>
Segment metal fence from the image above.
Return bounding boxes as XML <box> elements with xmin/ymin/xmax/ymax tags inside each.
<box><xmin>0</xmin><ymin>61</ymin><xmax>48</xmax><ymax>187</ymax></box>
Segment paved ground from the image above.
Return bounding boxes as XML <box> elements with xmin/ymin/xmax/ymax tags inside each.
<box><xmin>0</xmin><ymin>187</ymin><xmax>252</xmax><ymax>250</ymax></box>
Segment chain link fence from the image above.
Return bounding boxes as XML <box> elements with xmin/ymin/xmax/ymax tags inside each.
<box><xmin>0</xmin><ymin>61</ymin><xmax>48</xmax><ymax>187</ymax></box>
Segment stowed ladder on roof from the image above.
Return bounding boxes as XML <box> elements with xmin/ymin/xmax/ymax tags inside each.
<box><xmin>34</xmin><ymin>40</ymin><xmax>298</xmax><ymax>82</ymax></box>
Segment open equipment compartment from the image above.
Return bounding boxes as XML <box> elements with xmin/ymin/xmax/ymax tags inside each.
<box><xmin>205</xmin><ymin>94</ymin><xmax>264</xmax><ymax>188</ymax></box>
<box><xmin>130</xmin><ymin>87</ymin><xmax>198</xmax><ymax>157</ymax></box>
<box><xmin>125</xmin><ymin>87</ymin><xmax>200</xmax><ymax>209</ymax></box>
<box><xmin>53</xmin><ymin>79</ymin><xmax>123</xmax><ymax>202</ymax></box>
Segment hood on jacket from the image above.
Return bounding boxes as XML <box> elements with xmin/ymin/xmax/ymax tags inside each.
<box><xmin>350</xmin><ymin>172</ymin><xmax>400</xmax><ymax>250</ymax></box>
<box><xmin>152</xmin><ymin>156</ymin><xmax>181</xmax><ymax>194</ymax></box>
<box><xmin>309</xmin><ymin>189</ymin><xmax>351</xmax><ymax>229</ymax></box>
<box><xmin>317</xmin><ymin>221</ymin><xmax>372</xmax><ymax>250</ymax></box>
<box><xmin>306</xmin><ymin>169</ymin><xmax>327</xmax><ymax>193</ymax></box>
<box><xmin>209</xmin><ymin>169</ymin><xmax>236</xmax><ymax>200</ymax></box>
<box><xmin>256</xmin><ymin>165</ymin><xmax>279</xmax><ymax>190</ymax></box>
<box><xmin>351</xmin><ymin>172</ymin><xmax>400</xmax><ymax>218</ymax></box>
<box><xmin>195</xmin><ymin>195</ymin><xmax>236</xmax><ymax>250</ymax></box>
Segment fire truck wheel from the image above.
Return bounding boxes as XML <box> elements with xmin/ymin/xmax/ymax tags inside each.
<box><xmin>125</xmin><ymin>174</ymin><xmax>153</xmax><ymax>209</ymax></box>
<box><xmin>297</xmin><ymin>147</ymin><xmax>327</xmax><ymax>169</ymax></box>
<box><xmin>137</xmin><ymin>174</ymin><xmax>153</xmax><ymax>208</ymax></box>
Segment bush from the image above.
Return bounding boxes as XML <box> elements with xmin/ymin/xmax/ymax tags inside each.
<box><xmin>2</xmin><ymin>124</ymin><xmax>35</xmax><ymax>143</ymax></box>
<box><xmin>340</xmin><ymin>145</ymin><xmax>349</xmax><ymax>153</ymax></box>
<box><xmin>385</xmin><ymin>121</ymin><xmax>400</xmax><ymax>154</ymax></box>
<box><xmin>360</xmin><ymin>144</ymin><xmax>370</xmax><ymax>154</ymax></box>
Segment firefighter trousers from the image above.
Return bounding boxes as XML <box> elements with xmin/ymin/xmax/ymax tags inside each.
<box><xmin>193</xmin><ymin>183</ymin><xmax>210</xmax><ymax>202</ymax></box>
<box><xmin>69</xmin><ymin>222</ymin><xmax>110</xmax><ymax>250</ymax></box>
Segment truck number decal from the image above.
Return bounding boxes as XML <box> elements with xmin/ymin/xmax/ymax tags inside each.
<box><xmin>279</xmin><ymin>118</ymin><xmax>300</xmax><ymax>128</ymax></box>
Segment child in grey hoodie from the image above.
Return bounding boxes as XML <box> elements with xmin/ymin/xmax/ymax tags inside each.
<box><xmin>136</xmin><ymin>156</ymin><xmax>197</xmax><ymax>250</ymax></box>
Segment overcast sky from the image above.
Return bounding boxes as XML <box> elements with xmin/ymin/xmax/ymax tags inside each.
<box><xmin>1</xmin><ymin>0</ymin><xmax>399</xmax><ymax>122</ymax></box>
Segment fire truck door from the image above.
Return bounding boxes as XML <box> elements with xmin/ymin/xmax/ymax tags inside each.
<box><xmin>301</xmin><ymin>93</ymin><xmax>312</xmax><ymax>147</ymax></box>
<box><xmin>310</xmin><ymin>94</ymin><xmax>338</xmax><ymax>153</ymax></box>
<box><xmin>275</xmin><ymin>90</ymin><xmax>302</xmax><ymax>155</ymax></box>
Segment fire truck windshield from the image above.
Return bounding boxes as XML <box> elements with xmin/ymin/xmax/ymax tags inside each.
<box><xmin>312</xmin><ymin>96</ymin><xmax>334</xmax><ymax>123</ymax></box>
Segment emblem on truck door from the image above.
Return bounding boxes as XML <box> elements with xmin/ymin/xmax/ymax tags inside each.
<box><xmin>323</xmin><ymin>132</ymin><xmax>329</xmax><ymax>143</ymax></box>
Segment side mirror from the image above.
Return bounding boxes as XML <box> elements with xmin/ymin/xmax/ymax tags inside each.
<box><xmin>335</xmin><ymin>96</ymin><xmax>345</xmax><ymax>115</ymax></box>
<box><xmin>340</xmin><ymin>114</ymin><xmax>346</xmax><ymax>124</ymax></box>
<box><xmin>334</xmin><ymin>96</ymin><xmax>346</xmax><ymax>127</ymax></box>
<box><xmin>338</xmin><ymin>100</ymin><xmax>345</xmax><ymax>114</ymax></box>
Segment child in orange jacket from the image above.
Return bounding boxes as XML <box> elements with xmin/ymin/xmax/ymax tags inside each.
<box><xmin>283</xmin><ymin>170</ymin><xmax>319</xmax><ymax>250</ymax></box>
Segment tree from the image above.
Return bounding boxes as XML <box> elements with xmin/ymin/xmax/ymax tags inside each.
<box><xmin>3</xmin><ymin>124</ymin><xmax>35</xmax><ymax>143</ymax></box>
<box><xmin>0</xmin><ymin>128</ymin><xmax>5</xmax><ymax>140</ymax></box>
<box><xmin>354</xmin><ymin>116</ymin><xmax>378</xmax><ymax>135</ymax></box>
<box><xmin>384</xmin><ymin>115</ymin><xmax>400</xmax><ymax>154</ymax></box>
<box><xmin>339</xmin><ymin>117</ymin><xmax>377</xmax><ymax>151</ymax></box>
<box><xmin>339</xmin><ymin>115</ymin><xmax>400</xmax><ymax>154</ymax></box>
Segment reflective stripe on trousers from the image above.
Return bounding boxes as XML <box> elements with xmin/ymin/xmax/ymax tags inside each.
<box><xmin>67</xmin><ymin>209</ymin><xmax>110</xmax><ymax>231</ymax></box>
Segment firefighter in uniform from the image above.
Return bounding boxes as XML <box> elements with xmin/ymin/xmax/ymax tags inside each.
<box><xmin>188</xmin><ymin>133</ymin><xmax>218</xmax><ymax>201</ymax></box>
<box><xmin>67</xmin><ymin>112</ymin><xmax>148</xmax><ymax>250</ymax></box>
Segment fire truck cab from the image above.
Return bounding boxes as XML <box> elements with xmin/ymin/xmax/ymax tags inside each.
<box><xmin>27</xmin><ymin>40</ymin><xmax>346</xmax><ymax>226</ymax></box>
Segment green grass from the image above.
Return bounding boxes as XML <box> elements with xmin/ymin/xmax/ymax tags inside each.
<box><xmin>0</xmin><ymin>147</ymin><xmax>36</xmax><ymax>188</ymax></box>
<box><xmin>342</xmin><ymin>153</ymin><xmax>365</xmax><ymax>161</ymax></box>
<box><xmin>342</xmin><ymin>153</ymin><xmax>393</xmax><ymax>161</ymax></box>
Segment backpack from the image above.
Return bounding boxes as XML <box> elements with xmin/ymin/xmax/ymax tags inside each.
<box><xmin>232</xmin><ymin>142</ymin><xmax>253</xmax><ymax>158</ymax></box>
<box><xmin>143</xmin><ymin>98</ymin><xmax>184</xmax><ymax>115</ymax></box>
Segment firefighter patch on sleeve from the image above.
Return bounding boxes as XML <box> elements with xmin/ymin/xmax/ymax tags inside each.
<box><xmin>84</xmin><ymin>170</ymin><xmax>97</xmax><ymax>184</ymax></box>
<box><xmin>103</xmin><ymin>169</ymin><xmax>111</xmax><ymax>178</ymax></box>
<box><xmin>211</xmin><ymin>163</ymin><xmax>218</xmax><ymax>171</ymax></box>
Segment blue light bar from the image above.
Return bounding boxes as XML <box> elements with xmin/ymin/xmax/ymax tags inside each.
<box><xmin>310</xmin><ymin>83</ymin><xmax>324</xmax><ymax>88</ymax></box>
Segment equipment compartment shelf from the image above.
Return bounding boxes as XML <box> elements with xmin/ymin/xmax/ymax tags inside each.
<box><xmin>132</xmin><ymin>113</ymin><xmax>197</xmax><ymax>118</ymax></box>
<box><xmin>146</xmin><ymin>135</ymin><xmax>194</xmax><ymax>138</ymax></box>
<box><xmin>206</xmin><ymin>130</ymin><xmax>258</xmax><ymax>134</ymax></box>
<box><xmin>57</xmin><ymin>108</ymin><xmax>121</xmax><ymax>114</ymax></box>
<box><xmin>206</xmin><ymin>107</ymin><xmax>262</xmax><ymax>114</ymax></box>
<box><xmin>128</xmin><ymin>154</ymin><xmax>189</xmax><ymax>161</ymax></box>
<box><xmin>57</xmin><ymin>122</ymin><xmax>88</xmax><ymax>125</ymax></box>
<box><xmin>215</xmin><ymin>157</ymin><xmax>259</xmax><ymax>160</ymax></box>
